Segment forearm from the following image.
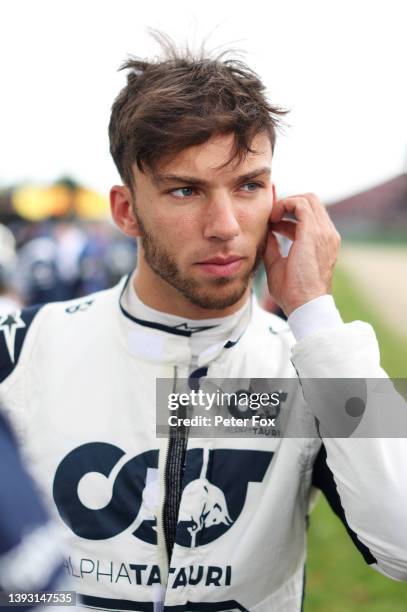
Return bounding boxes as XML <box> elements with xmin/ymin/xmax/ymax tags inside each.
<box><xmin>289</xmin><ymin>299</ymin><xmax>407</xmax><ymax>580</ymax></box>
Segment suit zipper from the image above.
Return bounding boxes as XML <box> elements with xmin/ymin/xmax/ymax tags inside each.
<box><xmin>160</xmin><ymin>366</ymin><xmax>189</xmax><ymax>584</ymax></box>
<box><xmin>157</xmin><ymin>433</ymin><xmax>170</xmax><ymax>591</ymax></box>
<box><xmin>156</xmin><ymin>367</ymin><xmax>178</xmax><ymax>593</ymax></box>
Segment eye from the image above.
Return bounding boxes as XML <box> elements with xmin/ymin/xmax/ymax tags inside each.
<box><xmin>169</xmin><ymin>187</ymin><xmax>196</xmax><ymax>198</ymax></box>
<box><xmin>240</xmin><ymin>181</ymin><xmax>262</xmax><ymax>192</ymax></box>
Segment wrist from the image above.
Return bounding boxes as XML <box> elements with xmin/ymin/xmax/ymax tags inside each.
<box><xmin>287</xmin><ymin>294</ymin><xmax>343</xmax><ymax>341</ymax></box>
<box><xmin>283</xmin><ymin>291</ymin><xmax>331</xmax><ymax>317</ymax></box>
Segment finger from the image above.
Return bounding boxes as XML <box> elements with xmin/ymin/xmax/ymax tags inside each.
<box><xmin>263</xmin><ymin>231</ymin><xmax>282</xmax><ymax>269</ymax></box>
<box><xmin>301</xmin><ymin>193</ymin><xmax>341</xmax><ymax>242</ymax></box>
<box><xmin>271</xmin><ymin>196</ymin><xmax>316</xmax><ymax>225</ymax></box>
<box><xmin>269</xmin><ymin>197</ymin><xmax>287</xmax><ymax>223</ymax></box>
<box><xmin>301</xmin><ymin>192</ymin><xmax>333</xmax><ymax>227</ymax></box>
<box><xmin>282</xmin><ymin>193</ymin><xmax>326</xmax><ymax>221</ymax></box>
<box><xmin>269</xmin><ymin>219</ymin><xmax>297</xmax><ymax>241</ymax></box>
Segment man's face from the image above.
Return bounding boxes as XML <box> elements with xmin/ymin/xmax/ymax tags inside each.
<box><xmin>131</xmin><ymin>132</ymin><xmax>274</xmax><ymax>313</ymax></box>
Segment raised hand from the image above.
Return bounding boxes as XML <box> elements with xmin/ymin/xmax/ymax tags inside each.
<box><xmin>263</xmin><ymin>193</ymin><xmax>341</xmax><ymax>316</ymax></box>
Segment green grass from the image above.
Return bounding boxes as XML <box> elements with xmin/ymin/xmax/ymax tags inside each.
<box><xmin>305</xmin><ymin>265</ymin><xmax>407</xmax><ymax>611</ymax></box>
<box><xmin>306</xmin><ymin>497</ymin><xmax>407</xmax><ymax>612</ymax></box>
<box><xmin>332</xmin><ymin>266</ymin><xmax>407</xmax><ymax>377</ymax></box>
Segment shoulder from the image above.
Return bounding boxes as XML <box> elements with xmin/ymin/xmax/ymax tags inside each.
<box><xmin>0</xmin><ymin>305</ymin><xmax>44</xmax><ymax>383</ymax></box>
<box><xmin>39</xmin><ymin>279</ymin><xmax>125</xmax><ymax>342</ymax></box>
<box><xmin>0</xmin><ymin>279</ymin><xmax>125</xmax><ymax>385</ymax></box>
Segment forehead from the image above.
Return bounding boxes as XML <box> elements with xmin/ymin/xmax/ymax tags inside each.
<box><xmin>134</xmin><ymin>132</ymin><xmax>272</xmax><ymax>186</ymax></box>
<box><xmin>160</xmin><ymin>132</ymin><xmax>272</xmax><ymax>177</ymax></box>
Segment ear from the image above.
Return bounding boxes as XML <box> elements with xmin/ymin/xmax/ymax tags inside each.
<box><xmin>110</xmin><ymin>184</ymin><xmax>141</xmax><ymax>238</ymax></box>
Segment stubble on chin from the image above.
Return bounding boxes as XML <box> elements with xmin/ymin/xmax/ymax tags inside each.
<box><xmin>134</xmin><ymin>204</ymin><xmax>268</xmax><ymax>310</ymax></box>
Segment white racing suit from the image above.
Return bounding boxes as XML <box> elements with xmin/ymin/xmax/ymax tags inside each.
<box><xmin>0</xmin><ymin>277</ymin><xmax>406</xmax><ymax>611</ymax></box>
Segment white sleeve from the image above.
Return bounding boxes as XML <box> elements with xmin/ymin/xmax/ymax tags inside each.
<box><xmin>287</xmin><ymin>294</ymin><xmax>343</xmax><ymax>341</ymax></box>
<box><xmin>291</xmin><ymin>320</ymin><xmax>407</xmax><ymax>581</ymax></box>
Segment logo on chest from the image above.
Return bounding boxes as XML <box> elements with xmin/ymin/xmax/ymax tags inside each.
<box><xmin>53</xmin><ymin>444</ymin><xmax>273</xmax><ymax>548</ymax></box>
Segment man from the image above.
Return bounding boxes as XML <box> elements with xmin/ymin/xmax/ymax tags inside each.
<box><xmin>0</xmin><ymin>39</ymin><xmax>406</xmax><ymax>611</ymax></box>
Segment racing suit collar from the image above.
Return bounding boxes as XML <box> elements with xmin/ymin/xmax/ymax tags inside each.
<box><xmin>117</xmin><ymin>273</ymin><xmax>253</xmax><ymax>366</ymax></box>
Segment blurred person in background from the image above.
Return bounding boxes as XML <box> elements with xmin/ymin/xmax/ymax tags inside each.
<box><xmin>0</xmin><ymin>224</ymin><xmax>22</xmax><ymax>313</ymax></box>
<box><xmin>77</xmin><ymin>221</ymin><xmax>137</xmax><ymax>295</ymax></box>
<box><xmin>7</xmin><ymin>215</ymin><xmax>136</xmax><ymax>306</ymax></box>
<box><xmin>15</xmin><ymin>235</ymin><xmax>65</xmax><ymax>305</ymax></box>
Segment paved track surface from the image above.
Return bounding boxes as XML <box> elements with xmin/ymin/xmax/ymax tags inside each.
<box><xmin>338</xmin><ymin>244</ymin><xmax>407</xmax><ymax>339</ymax></box>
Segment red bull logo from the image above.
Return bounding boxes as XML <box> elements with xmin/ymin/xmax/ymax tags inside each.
<box><xmin>53</xmin><ymin>444</ymin><xmax>273</xmax><ymax>548</ymax></box>
<box><xmin>178</xmin><ymin>478</ymin><xmax>233</xmax><ymax>547</ymax></box>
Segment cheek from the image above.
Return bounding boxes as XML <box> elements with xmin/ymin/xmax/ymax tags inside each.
<box><xmin>150</xmin><ymin>211</ymin><xmax>200</xmax><ymax>256</ymax></box>
<box><xmin>155</xmin><ymin>208</ymin><xmax>200</xmax><ymax>238</ymax></box>
<box><xmin>239</xmin><ymin>202</ymin><xmax>271</xmax><ymax>238</ymax></box>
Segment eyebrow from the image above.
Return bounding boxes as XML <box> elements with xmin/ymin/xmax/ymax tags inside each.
<box><xmin>152</xmin><ymin>166</ymin><xmax>271</xmax><ymax>188</ymax></box>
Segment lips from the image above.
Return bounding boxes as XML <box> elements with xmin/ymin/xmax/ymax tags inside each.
<box><xmin>195</xmin><ymin>255</ymin><xmax>245</xmax><ymax>277</ymax></box>
<box><xmin>199</xmin><ymin>256</ymin><xmax>242</xmax><ymax>265</ymax></box>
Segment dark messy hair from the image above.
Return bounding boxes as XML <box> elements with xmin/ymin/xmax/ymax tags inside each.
<box><xmin>108</xmin><ymin>31</ymin><xmax>288</xmax><ymax>189</ymax></box>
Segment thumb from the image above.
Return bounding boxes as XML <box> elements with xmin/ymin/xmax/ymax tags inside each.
<box><xmin>264</xmin><ymin>231</ymin><xmax>282</xmax><ymax>271</ymax></box>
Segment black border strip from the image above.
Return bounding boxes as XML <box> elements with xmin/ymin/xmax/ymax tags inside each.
<box><xmin>80</xmin><ymin>595</ymin><xmax>248</xmax><ymax>612</ymax></box>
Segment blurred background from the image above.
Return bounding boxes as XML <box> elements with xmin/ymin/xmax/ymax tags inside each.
<box><xmin>1</xmin><ymin>0</ymin><xmax>406</xmax><ymax>609</ymax></box>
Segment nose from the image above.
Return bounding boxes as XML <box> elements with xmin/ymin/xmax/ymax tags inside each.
<box><xmin>203</xmin><ymin>193</ymin><xmax>240</xmax><ymax>241</ymax></box>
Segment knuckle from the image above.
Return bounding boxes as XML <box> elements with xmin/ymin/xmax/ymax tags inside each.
<box><xmin>304</xmin><ymin>192</ymin><xmax>319</xmax><ymax>203</ymax></box>
<box><xmin>298</xmin><ymin>198</ymin><xmax>312</xmax><ymax>212</ymax></box>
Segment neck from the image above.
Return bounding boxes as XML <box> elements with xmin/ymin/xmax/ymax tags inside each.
<box><xmin>133</xmin><ymin>261</ymin><xmax>251</xmax><ymax>320</ymax></box>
